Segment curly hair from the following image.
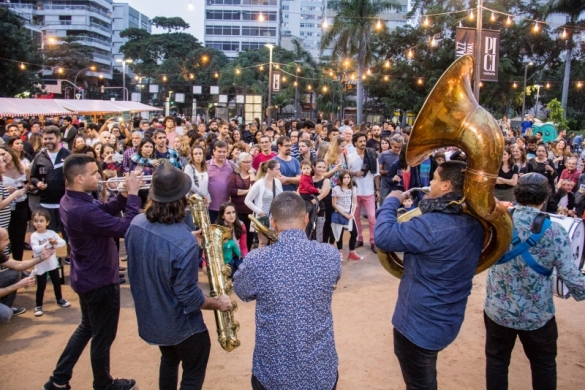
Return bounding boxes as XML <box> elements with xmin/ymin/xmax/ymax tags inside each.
<box><xmin>144</xmin><ymin>197</ymin><xmax>188</xmax><ymax>224</ymax></box>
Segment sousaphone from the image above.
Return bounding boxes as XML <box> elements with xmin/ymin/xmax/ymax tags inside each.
<box><xmin>378</xmin><ymin>55</ymin><xmax>513</xmax><ymax>278</ymax></box>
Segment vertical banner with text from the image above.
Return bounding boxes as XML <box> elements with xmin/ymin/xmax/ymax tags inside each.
<box><xmin>271</xmin><ymin>70</ymin><xmax>281</xmax><ymax>93</ymax></box>
<box><xmin>455</xmin><ymin>27</ymin><xmax>500</xmax><ymax>82</ymax></box>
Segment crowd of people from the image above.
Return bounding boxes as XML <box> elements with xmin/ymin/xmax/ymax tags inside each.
<box><xmin>0</xmin><ymin>112</ymin><xmax>584</xmax><ymax>390</ymax></box>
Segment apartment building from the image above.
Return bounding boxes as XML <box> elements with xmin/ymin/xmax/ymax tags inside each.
<box><xmin>112</xmin><ymin>3</ymin><xmax>151</xmax><ymax>72</ymax></box>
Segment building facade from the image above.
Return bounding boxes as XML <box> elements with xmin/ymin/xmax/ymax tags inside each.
<box><xmin>112</xmin><ymin>2</ymin><xmax>151</xmax><ymax>72</ymax></box>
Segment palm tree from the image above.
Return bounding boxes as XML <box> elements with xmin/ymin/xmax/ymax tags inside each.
<box><xmin>543</xmin><ymin>0</ymin><xmax>585</xmax><ymax>114</ymax></box>
<box><xmin>321</xmin><ymin>0</ymin><xmax>398</xmax><ymax>124</ymax></box>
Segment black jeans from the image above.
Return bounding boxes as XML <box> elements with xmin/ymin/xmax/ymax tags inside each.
<box><xmin>336</xmin><ymin>219</ymin><xmax>358</xmax><ymax>251</ymax></box>
<box><xmin>484</xmin><ymin>312</ymin><xmax>557</xmax><ymax>390</ymax></box>
<box><xmin>159</xmin><ymin>331</ymin><xmax>211</xmax><ymax>390</ymax></box>
<box><xmin>393</xmin><ymin>328</ymin><xmax>440</xmax><ymax>390</ymax></box>
<box><xmin>50</xmin><ymin>284</ymin><xmax>120</xmax><ymax>390</ymax></box>
<box><xmin>8</xmin><ymin>200</ymin><xmax>29</xmax><ymax>260</ymax></box>
<box><xmin>36</xmin><ymin>268</ymin><xmax>63</xmax><ymax>307</ymax></box>
<box><xmin>251</xmin><ymin>372</ymin><xmax>338</xmax><ymax>390</ymax></box>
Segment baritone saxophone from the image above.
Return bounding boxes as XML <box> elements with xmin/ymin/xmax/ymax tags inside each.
<box><xmin>188</xmin><ymin>194</ymin><xmax>241</xmax><ymax>352</ymax></box>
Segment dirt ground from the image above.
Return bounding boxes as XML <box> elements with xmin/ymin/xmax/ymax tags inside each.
<box><xmin>2</xmin><ymin>226</ymin><xmax>585</xmax><ymax>390</ymax></box>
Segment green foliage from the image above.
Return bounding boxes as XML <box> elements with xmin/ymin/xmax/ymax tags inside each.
<box><xmin>151</xmin><ymin>17</ymin><xmax>190</xmax><ymax>33</ymax></box>
<box><xmin>0</xmin><ymin>9</ymin><xmax>44</xmax><ymax>96</ymax></box>
<box><xmin>547</xmin><ymin>98</ymin><xmax>569</xmax><ymax>129</ymax></box>
<box><xmin>44</xmin><ymin>36</ymin><xmax>94</xmax><ymax>81</ymax></box>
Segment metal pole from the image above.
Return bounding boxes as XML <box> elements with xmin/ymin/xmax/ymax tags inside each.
<box><xmin>522</xmin><ymin>64</ymin><xmax>529</xmax><ymax>119</ymax></box>
<box><xmin>267</xmin><ymin>47</ymin><xmax>273</xmax><ymax>125</ymax></box>
<box><xmin>535</xmin><ymin>85</ymin><xmax>541</xmax><ymax>119</ymax></box>
<box><xmin>122</xmin><ymin>61</ymin><xmax>126</xmax><ymax>101</ymax></box>
<box><xmin>473</xmin><ymin>0</ymin><xmax>483</xmax><ymax>101</ymax></box>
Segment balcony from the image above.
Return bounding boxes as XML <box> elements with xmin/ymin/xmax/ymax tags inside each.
<box><xmin>43</xmin><ymin>21</ymin><xmax>111</xmax><ymax>37</ymax></box>
<box><xmin>41</xmin><ymin>5</ymin><xmax>112</xmax><ymax>21</ymax></box>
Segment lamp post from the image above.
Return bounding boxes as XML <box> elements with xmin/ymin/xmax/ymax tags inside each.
<box><xmin>294</xmin><ymin>60</ymin><xmax>302</xmax><ymax>119</ymax></box>
<box><xmin>534</xmin><ymin>84</ymin><xmax>542</xmax><ymax>119</ymax></box>
<box><xmin>265</xmin><ymin>44</ymin><xmax>274</xmax><ymax>125</ymax></box>
<box><xmin>521</xmin><ymin>61</ymin><xmax>533</xmax><ymax>119</ymax></box>
<box><xmin>73</xmin><ymin>66</ymin><xmax>96</xmax><ymax>99</ymax></box>
<box><xmin>116</xmin><ymin>58</ymin><xmax>133</xmax><ymax>101</ymax></box>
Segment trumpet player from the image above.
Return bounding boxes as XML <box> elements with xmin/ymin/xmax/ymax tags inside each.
<box><xmin>234</xmin><ymin>192</ymin><xmax>341</xmax><ymax>390</ymax></box>
<box><xmin>374</xmin><ymin>161</ymin><xmax>484</xmax><ymax>390</ymax></box>
<box><xmin>125</xmin><ymin>161</ymin><xmax>232</xmax><ymax>390</ymax></box>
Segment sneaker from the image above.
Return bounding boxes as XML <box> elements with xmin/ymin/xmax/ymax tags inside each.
<box><xmin>119</xmin><ymin>278</ymin><xmax>126</xmax><ymax>284</ymax></box>
<box><xmin>356</xmin><ymin>240</ymin><xmax>364</xmax><ymax>248</ymax></box>
<box><xmin>34</xmin><ymin>306</ymin><xmax>44</xmax><ymax>316</ymax></box>
<box><xmin>57</xmin><ymin>299</ymin><xmax>71</xmax><ymax>307</ymax></box>
<box><xmin>107</xmin><ymin>378</ymin><xmax>136</xmax><ymax>390</ymax></box>
<box><xmin>62</xmin><ymin>257</ymin><xmax>71</xmax><ymax>265</ymax></box>
<box><xmin>119</xmin><ymin>266</ymin><xmax>126</xmax><ymax>271</ymax></box>
<box><xmin>339</xmin><ymin>250</ymin><xmax>344</xmax><ymax>261</ymax></box>
<box><xmin>43</xmin><ymin>380</ymin><xmax>71</xmax><ymax>390</ymax></box>
<box><xmin>348</xmin><ymin>252</ymin><xmax>363</xmax><ymax>261</ymax></box>
<box><xmin>119</xmin><ymin>255</ymin><xmax>128</xmax><ymax>261</ymax></box>
<box><xmin>11</xmin><ymin>307</ymin><xmax>25</xmax><ymax>316</ymax></box>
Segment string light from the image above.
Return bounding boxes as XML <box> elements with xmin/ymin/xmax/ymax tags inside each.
<box><xmin>376</xmin><ymin>19</ymin><xmax>382</xmax><ymax>30</ymax></box>
<box><xmin>367</xmin><ymin>69</ymin><xmax>371</xmax><ymax>75</ymax></box>
<box><xmin>322</xmin><ymin>19</ymin><xmax>328</xmax><ymax>29</ymax></box>
<box><xmin>189</xmin><ymin>74</ymin><xmax>194</xmax><ymax>79</ymax></box>
<box><xmin>307</xmin><ymin>85</ymin><xmax>312</xmax><ymax>90</ymax></box>
<box><xmin>533</xmin><ymin>22</ymin><xmax>539</xmax><ymax>32</ymax></box>
<box><xmin>188</xmin><ymin>0</ymin><xmax>194</xmax><ymax>11</ymax></box>
<box><xmin>578</xmin><ymin>82</ymin><xmax>583</xmax><ymax>88</ymax></box>
<box><xmin>479</xmin><ymin>82</ymin><xmax>484</xmax><ymax>87</ymax></box>
<box><xmin>19</xmin><ymin>63</ymin><xmax>25</xmax><ymax>70</ymax></box>
<box><xmin>407</xmin><ymin>49</ymin><xmax>413</xmax><ymax>59</ymax></box>
<box><xmin>423</xmin><ymin>17</ymin><xmax>430</xmax><ymax>27</ymax></box>
<box><xmin>235</xmin><ymin>69</ymin><xmax>241</xmax><ymax>75</ymax></box>
<box><xmin>214</xmin><ymin>72</ymin><xmax>219</xmax><ymax>78</ymax></box>
<box><xmin>134</xmin><ymin>75</ymin><xmax>139</xmax><ymax>80</ymax></box>
<box><xmin>202</xmin><ymin>55</ymin><xmax>209</xmax><ymax>63</ymax></box>
<box><xmin>562</xmin><ymin>29</ymin><xmax>567</xmax><ymax>39</ymax></box>
<box><xmin>469</xmin><ymin>10</ymin><xmax>474</xmax><ymax>20</ymax></box>
<box><xmin>351</xmin><ymin>74</ymin><xmax>356</xmax><ymax>81</ymax></box>
<box><xmin>546</xmin><ymin>82</ymin><xmax>551</xmax><ymax>89</ymax></box>
<box><xmin>418</xmin><ymin>78</ymin><xmax>423</xmax><ymax>85</ymax></box>
<box><xmin>506</xmin><ymin>16</ymin><xmax>512</xmax><ymax>26</ymax></box>
<box><xmin>294</xmin><ymin>81</ymin><xmax>298</xmax><ymax>86</ymax></box>
<box><xmin>275</xmin><ymin>64</ymin><xmax>279</xmax><ymax>69</ymax></box>
<box><xmin>384</xmin><ymin>75</ymin><xmax>389</xmax><ymax>81</ymax></box>
<box><xmin>491</xmin><ymin>12</ymin><xmax>496</xmax><ymax>22</ymax></box>
<box><xmin>58</xmin><ymin>68</ymin><xmax>64</xmax><ymax>74</ymax></box>
<box><xmin>513</xmin><ymin>82</ymin><xmax>518</xmax><ymax>88</ymax></box>
<box><xmin>282</xmin><ymin>76</ymin><xmax>286</xmax><ymax>82</ymax></box>
<box><xmin>322</xmin><ymin>86</ymin><xmax>328</xmax><ymax>92</ymax></box>
<box><xmin>297</xmin><ymin>66</ymin><xmax>301</xmax><ymax>73</ymax></box>
<box><xmin>163</xmin><ymin>75</ymin><xmax>167</xmax><ymax>81</ymax></box>
<box><xmin>362</xmin><ymin>74</ymin><xmax>367</xmax><ymax>80</ymax></box>
<box><xmin>258</xmin><ymin>12</ymin><xmax>264</xmax><ymax>22</ymax></box>
<box><xmin>259</xmin><ymin>65</ymin><xmax>264</xmax><ymax>71</ymax></box>
<box><xmin>384</xmin><ymin>60</ymin><xmax>390</xmax><ymax>68</ymax></box>
<box><xmin>430</xmin><ymin>36</ymin><xmax>436</xmax><ymax>47</ymax></box>
<box><xmin>99</xmin><ymin>74</ymin><xmax>103</xmax><ymax>79</ymax></box>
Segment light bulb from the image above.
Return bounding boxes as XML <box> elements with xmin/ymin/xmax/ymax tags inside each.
<box><xmin>322</xmin><ymin>19</ymin><xmax>328</xmax><ymax>29</ymax></box>
<box><xmin>562</xmin><ymin>29</ymin><xmax>567</xmax><ymax>39</ymax></box>
<box><xmin>469</xmin><ymin>10</ymin><xmax>474</xmax><ymax>20</ymax></box>
<box><xmin>491</xmin><ymin>12</ymin><xmax>496</xmax><ymax>22</ymax></box>
<box><xmin>384</xmin><ymin>75</ymin><xmax>389</xmax><ymax>81</ymax></box>
<box><xmin>385</xmin><ymin>60</ymin><xmax>390</xmax><ymax>68</ymax></box>
<box><xmin>418</xmin><ymin>78</ymin><xmax>423</xmax><ymax>85</ymax></box>
<box><xmin>546</xmin><ymin>82</ymin><xmax>551</xmax><ymax>89</ymax></box>
<box><xmin>423</xmin><ymin>17</ymin><xmax>429</xmax><ymax>27</ymax></box>
<box><xmin>259</xmin><ymin>65</ymin><xmax>264</xmax><ymax>71</ymax></box>
<box><xmin>407</xmin><ymin>49</ymin><xmax>413</xmax><ymax>59</ymax></box>
<box><xmin>513</xmin><ymin>82</ymin><xmax>518</xmax><ymax>88</ymax></box>
<box><xmin>376</xmin><ymin>20</ymin><xmax>382</xmax><ymax>29</ymax></box>
<box><xmin>506</xmin><ymin>16</ymin><xmax>512</xmax><ymax>25</ymax></box>
<box><xmin>19</xmin><ymin>63</ymin><xmax>25</xmax><ymax>70</ymax></box>
<box><xmin>188</xmin><ymin>0</ymin><xmax>194</xmax><ymax>11</ymax></box>
<box><xmin>259</xmin><ymin>12</ymin><xmax>264</xmax><ymax>22</ymax></box>
<box><xmin>533</xmin><ymin>22</ymin><xmax>539</xmax><ymax>32</ymax></box>
<box><xmin>322</xmin><ymin>86</ymin><xmax>328</xmax><ymax>92</ymax></box>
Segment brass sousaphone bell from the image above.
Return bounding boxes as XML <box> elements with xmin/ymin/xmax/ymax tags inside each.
<box><xmin>378</xmin><ymin>55</ymin><xmax>514</xmax><ymax>278</ymax></box>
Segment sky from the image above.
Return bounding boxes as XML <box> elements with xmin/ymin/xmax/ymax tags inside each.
<box><xmin>124</xmin><ymin>0</ymin><xmax>205</xmax><ymax>42</ymax></box>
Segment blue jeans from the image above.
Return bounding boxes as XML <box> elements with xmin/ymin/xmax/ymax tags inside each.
<box><xmin>484</xmin><ymin>312</ymin><xmax>557</xmax><ymax>390</ymax></box>
<box><xmin>394</xmin><ymin>328</ymin><xmax>439</xmax><ymax>390</ymax></box>
<box><xmin>0</xmin><ymin>269</ymin><xmax>21</xmax><ymax>323</ymax></box>
<box><xmin>50</xmin><ymin>284</ymin><xmax>120</xmax><ymax>390</ymax></box>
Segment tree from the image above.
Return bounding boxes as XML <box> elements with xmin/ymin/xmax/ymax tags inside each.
<box><xmin>151</xmin><ymin>16</ymin><xmax>190</xmax><ymax>33</ymax></box>
<box><xmin>321</xmin><ymin>0</ymin><xmax>399</xmax><ymax>124</ymax></box>
<box><xmin>0</xmin><ymin>9</ymin><xmax>44</xmax><ymax>97</ymax></box>
<box><xmin>44</xmin><ymin>36</ymin><xmax>94</xmax><ymax>83</ymax></box>
<box><xmin>547</xmin><ymin>98</ymin><xmax>569</xmax><ymax>129</ymax></box>
<box><xmin>543</xmin><ymin>0</ymin><xmax>585</xmax><ymax>114</ymax></box>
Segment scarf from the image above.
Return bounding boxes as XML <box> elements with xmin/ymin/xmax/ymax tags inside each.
<box><xmin>418</xmin><ymin>192</ymin><xmax>464</xmax><ymax>215</ymax></box>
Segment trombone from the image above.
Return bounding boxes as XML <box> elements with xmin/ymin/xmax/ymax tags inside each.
<box><xmin>99</xmin><ymin>175</ymin><xmax>152</xmax><ymax>192</ymax></box>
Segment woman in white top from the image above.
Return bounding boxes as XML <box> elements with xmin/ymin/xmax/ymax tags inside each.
<box><xmin>244</xmin><ymin>159</ymin><xmax>283</xmax><ymax>247</ymax></box>
<box><xmin>0</xmin><ymin>145</ymin><xmax>29</xmax><ymax>260</ymax></box>
<box><xmin>183</xmin><ymin>145</ymin><xmax>210</xmax><ymax>202</ymax></box>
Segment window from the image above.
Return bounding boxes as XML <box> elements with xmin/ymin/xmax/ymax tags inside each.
<box><xmin>206</xmin><ymin>26</ymin><xmax>241</xmax><ymax>35</ymax></box>
<box><xmin>59</xmin><ymin>15</ymin><xmax>72</xmax><ymax>21</ymax></box>
<box><xmin>300</xmin><ymin>6</ymin><xmax>316</xmax><ymax>11</ymax></box>
<box><xmin>241</xmin><ymin>41</ymin><xmax>268</xmax><ymax>50</ymax></box>
<box><xmin>241</xmin><ymin>0</ymin><xmax>277</xmax><ymax>4</ymax></box>
<box><xmin>206</xmin><ymin>41</ymin><xmax>240</xmax><ymax>51</ymax></box>
<box><xmin>206</xmin><ymin>10</ymin><xmax>241</xmax><ymax>20</ymax></box>
<box><xmin>242</xmin><ymin>11</ymin><xmax>277</xmax><ymax>21</ymax></box>
<box><xmin>282</xmin><ymin>5</ymin><xmax>289</xmax><ymax>10</ymax></box>
<box><xmin>241</xmin><ymin>26</ymin><xmax>276</xmax><ymax>36</ymax></box>
<box><xmin>300</xmin><ymin>23</ymin><xmax>315</xmax><ymax>28</ymax></box>
<box><xmin>284</xmin><ymin>14</ymin><xmax>289</xmax><ymax>19</ymax></box>
<box><xmin>207</xmin><ymin>0</ymin><xmax>241</xmax><ymax>4</ymax></box>
<box><xmin>301</xmin><ymin>14</ymin><xmax>316</xmax><ymax>19</ymax></box>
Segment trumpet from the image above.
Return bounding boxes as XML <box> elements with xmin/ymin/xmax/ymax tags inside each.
<box><xmin>99</xmin><ymin>175</ymin><xmax>152</xmax><ymax>191</ymax></box>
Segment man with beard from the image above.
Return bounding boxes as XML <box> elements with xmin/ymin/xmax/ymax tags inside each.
<box><xmin>273</xmin><ymin>136</ymin><xmax>301</xmax><ymax>192</ymax></box>
<box><xmin>30</xmin><ymin>126</ymin><xmax>71</xmax><ymax>242</ymax></box>
<box><xmin>252</xmin><ymin>135</ymin><xmax>276</xmax><ymax>171</ymax></box>
<box><xmin>60</xmin><ymin>116</ymin><xmax>78</xmax><ymax>150</ymax></box>
<box><xmin>367</xmin><ymin>125</ymin><xmax>382</xmax><ymax>153</ymax></box>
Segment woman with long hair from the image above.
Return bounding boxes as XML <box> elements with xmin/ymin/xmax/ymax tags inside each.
<box><xmin>7</xmin><ymin>137</ymin><xmax>32</xmax><ymax>168</ymax></box>
<box><xmin>228</xmin><ymin>152</ymin><xmax>255</xmax><ymax>251</ymax></box>
<box><xmin>380</xmin><ymin>137</ymin><xmax>391</xmax><ymax>153</ymax></box>
<box><xmin>215</xmin><ymin>202</ymin><xmax>248</xmax><ymax>272</ymax></box>
<box><xmin>323</xmin><ymin>135</ymin><xmax>347</xmax><ymax>187</ymax></box>
<box><xmin>173</xmin><ymin>135</ymin><xmax>191</xmax><ymax>168</ymax></box>
<box><xmin>183</xmin><ymin>145</ymin><xmax>210</xmax><ymax>202</ymax></box>
<box><xmin>205</xmin><ymin>132</ymin><xmax>218</xmax><ymax>160</ymax></box>
<box><xmin>29</xmin><ymin>133</ymin><xmax>43</xmax><ymax>157</ymax></box>
<box><xmin>232</xmin><ymin>129</ymin><xmax>243</xmax><ymax>144</ymax></box>
<box><xmin>549</xmin><ymin>138</ymin><xmax>573</xmax><ymax>176</ymax></box>
<box><xmin>312</xmin><ymin>158</ymin><xmax>333</xmax><ymax>244</ymax></box>
<box><xmin>0</xmin><ymin>145</ymin><xmax>29</xmax><ymax>260</ymax></box>
<box><xmin>527</xmin><ymin>144</ymin><xmax>557</xmax><ymax>190</ymax></box>
<box><xmin>244</xmin><ymin>159</ymin><xmax>283</xmax><ymax>248</ymax></box>
<box><xmin>228</xmin><ymin>144</ymin><xmax>244</xmax><ymax>164</ymax></box>
<box><xmin>331</xmin><ymin>170</ymin><xmax>360</xmax><ymax>260</ymax></box>
<box><xmin>494</xmin><ymin>147</ymin><xmax>519</xmax><ymax>202</ymax></box>
<box><xmin>130</xmin><ymin>138</ymin><xmax>157</xmax><ymax>205</ymax></box>
<box><xmin>512</xmin><ymin>144</ymin><xmax>528</xmax><ymax>175</ymax></box>
<box><xmin>253</xmin><ymin>130</ymin><xmax>264</xmax><ymax>146</ymax></box>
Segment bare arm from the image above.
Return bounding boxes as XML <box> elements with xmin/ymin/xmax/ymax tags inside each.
<box><xmin>0</xmin><ymin>277</ymin><xmax>34</xmax><ymax>298</ymax></box>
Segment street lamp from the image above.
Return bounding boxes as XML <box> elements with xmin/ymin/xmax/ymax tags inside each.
<box><xmin>521</xmin><ymin>61</ymin><xmax>533</xmax><ymax>119</ymax></box>
<box><xmin>116</xmin><ymin>58</ymin><xmax>133</xmax><ymax>101</ymax></box>
<box><xmin>534</xmin><ymin>84</ymin><xmax>542</xmax><ymax>119</ymax></box>
<box><xmin>265</xmin><ymin>44</ymin><xmax>274</xmax><ymax>125</ymax></box>
<box><xmin>294</xmin><ymin>60</ymin><xmax>302</xmax><ymax>119</ymax></box>
<box><xmin>73</xmin><ymin>66</ymin><xmax>96</xmax><ymax>99</ymax></box>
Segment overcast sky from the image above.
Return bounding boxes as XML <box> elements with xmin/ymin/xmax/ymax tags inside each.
<box><xmin>124</xmin><ymin>0</ymin><xmax>205</xmax><ymax>42</ymax></box>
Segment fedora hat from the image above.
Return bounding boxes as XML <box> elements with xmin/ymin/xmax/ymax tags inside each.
<box><xmin>149</xmin><ymin>161</ymin><xmax>192</xmax><ymax>203</ymax></box>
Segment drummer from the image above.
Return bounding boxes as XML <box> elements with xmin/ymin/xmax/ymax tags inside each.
<box><xmin>483</xmin><ymin>173</ymin><xmax>585</xmax><ymax>390</ymax></box>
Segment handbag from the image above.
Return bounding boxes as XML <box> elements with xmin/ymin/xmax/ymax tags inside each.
<box><xmin>331</xmin><ymin>188</ymin><xmax>353</xmax><ymax>225</ymax></box>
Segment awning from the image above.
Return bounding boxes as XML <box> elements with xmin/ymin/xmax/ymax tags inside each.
<box><xmin>55</xmin><ymin>100</ymin><xmax>163</xmax><ymax>114</ymax></box>
<box><xmin>0</xmin><ymin>98</ymin><xmax>75</xmax><ymax>117</ymax></box>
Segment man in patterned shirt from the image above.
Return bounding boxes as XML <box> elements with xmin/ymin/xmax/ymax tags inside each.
<box><xmin>484</xmin><ymin>173</ymin><xmax>585</xmax><ymax>390</ymax></box>
<box><xmin>234</xmin><ymin>192</ymin><xmax>341</xmax><ymax>390</ymax></box>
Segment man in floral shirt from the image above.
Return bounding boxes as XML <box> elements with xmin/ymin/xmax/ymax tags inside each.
<box><xmin>484</xmin><ymin>173</ymin><xmax>585</xmax><ymax>390</ymax></box>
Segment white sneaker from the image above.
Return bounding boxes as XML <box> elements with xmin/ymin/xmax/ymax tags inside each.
<box><xmin>34</xmin><ymin>306</ymin><xmax>43</xmax><ymax>316</ymax></box>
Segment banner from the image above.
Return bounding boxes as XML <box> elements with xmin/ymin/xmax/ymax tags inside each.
<box><xmin>455</xmin><ymin>27</ymin><xmax>500</xmax><ymax>82</ymax></box>
<box><xmin>271</xmin><ymin>70</ymin><xmax>281</xmax><ymax>93</ymax></box>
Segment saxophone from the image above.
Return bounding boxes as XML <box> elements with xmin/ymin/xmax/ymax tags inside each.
<box><xmin>248</xmin><ymin>215</ymin><xmax>279</xmax><ymax>244</ymax></box>
<box><xmin>188</xmin><ymin>194</ymin><xmax>241</xmax><ymax>352</ymax></box>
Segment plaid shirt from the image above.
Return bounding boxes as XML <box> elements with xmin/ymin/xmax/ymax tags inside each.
<box><xmin>131</xmin><ymin>147</ymin><xmax>182</xmax><ymax>169</ymax></box>
<box><xmin>122</xmin><ymin>146</ymin><xmax>136</xmax><ymax>173</ymax></box>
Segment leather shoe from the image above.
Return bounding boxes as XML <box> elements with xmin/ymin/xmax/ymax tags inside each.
<box><xmin>356</xmin><ymin>240</ymin><xmax>364</xmax><ymax>248</ymax></box>
<box><xmin>119</xmin><ymin>273</ymin><xmax>125</xmax><ymax>278</ymax></box>
<box><xmin>371</xmin><ymin>243</ymin><xmax>378</xmax><ymax>253</ymax></box>
<box><xmin>119</xmin><ymin>278</ymin><xmax>126</xmax><ymax>284</ymax></box>
<box><xmin>119</xmin><ymin>267</ymin><xmax>126</xmax><ymax>271</ymax></box>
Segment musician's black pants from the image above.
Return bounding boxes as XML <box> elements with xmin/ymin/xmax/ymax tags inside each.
<box><xmin>393</xmin><ymin>328</ymin><xmax>439</xmax><ymax>390</ymax></box>
<box><xmin>251</xmin><ymin>372</ymin><xmax>338</xmax><ymax>390</ymax></box>
<box><xmin>484</xmin><ymin>312</ymin><xmax>557</xmax><ymax>390</ymax></box>
<box><xmin>159</xmin><ymin>330</ymin><xmax>211</xmax><ymax>390</ymax></box>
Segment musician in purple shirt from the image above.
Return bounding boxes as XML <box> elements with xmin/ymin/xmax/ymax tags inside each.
<box><xmin>43</xmin><ymin>154</ymin><xmax>142</xmax><ymax>390</ymax></box>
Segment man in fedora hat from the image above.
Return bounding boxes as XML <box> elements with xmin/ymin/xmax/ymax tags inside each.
<box><xmin>125</xmin><ymin>161</ymin><xmax>232</xmax><ymax>390</ymax></box>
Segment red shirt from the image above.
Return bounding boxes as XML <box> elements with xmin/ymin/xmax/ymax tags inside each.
<box><xmin>252</xmin><ymin>151</ymin><xmax>276</xmax><ymax>171</ymax></box>
<box><xmin>560</xmin><ymin>168</ymin><xmax>580</xmax><ymax>192</ymax></box>
<box><xmin>298</xmin><ymin>174</ymin><xmax>320</xmax><ymax>195</ymax></box>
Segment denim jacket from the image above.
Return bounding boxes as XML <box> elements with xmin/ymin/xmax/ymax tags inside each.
<box><xmin>375</xmin><ymin>196</ymin><xmax>484</xmax><ymax>350</ymax></box>
<box><xmin>126</xmin><ymin>214</ymin><xmax>207</xmax><ymax>346</ymax></box>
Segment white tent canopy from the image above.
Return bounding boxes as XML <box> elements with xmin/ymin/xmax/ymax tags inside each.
<box><xmin>0</xmin><ymin>98</ymin><xmax>162</xmax><ymax>117</ymax></box>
